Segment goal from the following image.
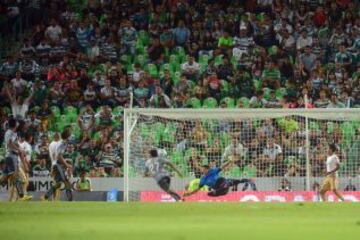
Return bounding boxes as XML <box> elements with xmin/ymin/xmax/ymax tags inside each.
<box><xmin>123</xmin><ymin>108</ymin><xmax>360</xmax><ymax>202</ymax></box>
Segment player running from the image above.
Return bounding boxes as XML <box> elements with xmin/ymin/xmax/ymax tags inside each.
<box><xmin>183</xmin><ymin>157</ymin><xmax>256</xmax><ymax>198</ymax></box>
<box><xmin>8</xmin><ymin>132</ymin><xmax>32</xmax><ymax>201</ymax></box>
<box><xmin>42</xmin><ymin>129</ymin><xmax>73</xmax><ymax>201</ymax></box>
<box><xmin>0</xmin><ymin>118</ymin><xmax>32</xmax><ymax>201</ymax></box>
<box><xmin>145</xmin><ymin>148</ymin><xmax>183</xmax><ymax>201</ymax></box>
<box><xmin>319</xmin><ymin>143</ymin><xmax>344</xmax><ymax>202</ymax></box>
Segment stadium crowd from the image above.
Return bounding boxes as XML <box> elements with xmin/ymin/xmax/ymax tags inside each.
<box><xmin>0</xmin><ymin>0</ymin><xmax>359</xmax><ymax>179</ymax></box>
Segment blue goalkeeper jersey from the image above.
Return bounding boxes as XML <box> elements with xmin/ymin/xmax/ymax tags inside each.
<box><xmin>199</xmin><ymin>167</ymin><xmax>221</xmax><ymax>189</ymax></box>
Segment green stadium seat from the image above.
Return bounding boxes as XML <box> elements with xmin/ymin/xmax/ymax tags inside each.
<box><xmin>112</xmin><ymin>106</ymin><xmax>123</xmax><ymax>116</ymax></box>
<box><xmin>199</xmin><ymin>54</ymin><xmax>210</xmax><ymax>66</ymax></box>
<box><xmin>309</xmin><ymin>121</ymin><xmax>320</xmax><ymax>131</ymax></box>
<box><xmin>214</xmin><ymin>55</ymin><xmax>223</xmax><ymax>66</ymax></box>
<box><xmin>51</xmin><ymin>106</ymin><xmax>61</xmax><ymax>119</ymax></box>
<box><xmin>162</xmin><ymin>123</ymin><xmax>177</xmax><ymax>143</ymax></box>
<box><xmin>186</xmin><ymin>97</ymin><xmax>202</xmax><ymax>108</ymax></box>
<box><xmin>220</xmin><ymin>80</ymin><xmax>229</xmax><ymax>96</ymax></box>
<box><xmin>135</xmin><ymin>54</ymin><xmax>147</xmax><ymax>67</ymax></box>
<box><xmin>147</xmin><ymin>63</ymin><xmax>158</xmax><ymax>77</ymax></box>
<box><xmin>171</xmin><ymin>71</ymin><xmax>181</xmax><ymax>85</ymax></box>
<box><xmin>220</xmin><ymin>132</ymin><xmax>232</xmax><ymax>148</ymax></box>
<box><xmin>174</xmin><ymin>46</ymin><xmax>186</xmax><ymax>63</ymax></box>
<box><xmin>137</xmin><ymin>30</ymin><xmax>150</xmax><ymax>46</ymax></box>
<box><xmin>179</xmin><ymin>163</ymin><xmax>190</xmax><ymax>177</ymax></box>
<box><xmin>120</xmin><ymin>54</ymin><xmax>132</xmax><ymax>66</ymax></box>
<box><xmin>126</xmin><ymin>63</ymin><xmax>135</xmax><ymax>75</ymax></box>
<box><xmin>253</xmin><ymin>79</ymin><xmax>262</xmax><ymax>91</ymax></box>
<box><xmin>139</xmin><ymin>123</ymin><xmax>150</xmax><ymax>139</ymax></box>
<box><xmin>203</xmin><ymin>97</ymin><xmax>218</xmax><ymax>108</ymax></box>
<box><xmin>171</xmin><ymin>151</ymin><xmax>185</xmax><ymax>165</ymax></box>
<box><xmin>237</xmin><ymin>97</ymin><xmax>250</xmax><ymax>108</ymax></box>
<box><xmin>136</xmin><ymin>41</ymin><xmax>146</xmax><ymax>54</ymax></box>
<box><xmin>276</xmin><ymin>87</ymin><xmax>287</xmax><ymax>100</ymax></box>
<box><xmin>160</xmin><ymin>63</ymin><xmax>175</xmax><ymax>73</ymax></box>
<box><xmin>263</xmin><ymin>87</ymin><xmax>271</xmax><ymax>100</ymax></box>
<box><xmin>221</xmin><ymin>97</ymin><xmax>235</xmax><ymax>108</ymax></box>
<box><xmin>64</xmin><ymin>106</ymin><xmax>78</xmax><ymax>116</ymax></box>
<box><xmin>243</xmin><ymin>164</ymin><xmax>257</xmax><ymax>178</ymax></box>
<box><xmin>229</xmin><ymin>166</ymin><xmax>242</xmax><ymax>177</ymax></box>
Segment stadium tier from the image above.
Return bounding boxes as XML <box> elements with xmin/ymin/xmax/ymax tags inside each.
<box><xmin>0</xmin><ymin>1</ymin><xmax>360</xmax><ymax>202</ymax></box>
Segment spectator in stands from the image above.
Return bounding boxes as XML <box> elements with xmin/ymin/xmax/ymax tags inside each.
<box><xmin>5</xmin><ymin>82</ymin><xmax>34</xmax><ymax>120</ymax></box>
<box><xmin>45</xmin><ymin>19</ymin><xmax>62</xmax><ymax>43</ymax></box>
<box><xmin>262</xmin><ymin>60</ymin><xmax>281</xmax><ymax>89</ymax></box>
<box><xmin>249</xmin><ymin>90</ymin><xmax>268</xmax><ymax>108</ymax></box>
<box><xmin>98</xmin><ymin>143</ymin><xmax>121</xmax><ymax>175</ymax></box>
<box><xmin>32</xmin><ymin>158</ymin><xmax>50</xmax><ymax>177</ymax></box>
<box><xmin>260</xmin><ymin>138</ymin><xmax>283</xmax><ymax>176</ymax></box>
<box><xmin>327</xmin><ymin>92</ymin><xmax>346</xmax><ymax>108</ymax></box>
<box><xmin>0</xmin><ymin>0</ymin><xmax>359</xmax><ymax>180</ymax></box>
<box><xmin>206</xmin><ymin>138</ymin><xmax>223</xmax><ymax>165</ymax></box>
<box><xmin>188</xmin><ymin>148</ymin><xmax>203</xmax><ymax>178</ymax></box>
<box><xmin>76</xmin><ymin>171</ymin><xmax>92</xmax><ymax>192</ymax></box>
<box><xmin>278</xmin><ymin>178</ymin><xmax>292</xmax><ymax>191</ymax></box>
<box><xmin>119</xmin><ymin>20</ymin><xmax>137</xmax><ymax>55</ymax></box>
<box><xmin>285</xmin><ymin>158</ymin><xmax>302</xmax><ymax>177</ymax></box>
<box><xmin>344</xmin><ymin>178</ymin><xmax>357</xmax><ymax>191</ymax></box>
<box><xmin>172</xmin><ymin>20</ymin><xmax>190</xmax><ymax>48</ymax></box>
<box><xmin>296</xmin><ymin>29</ymin><xmax>312</xmax><ymax>51</ymax></box>
<box><xmin>191</xmin><ymin>120</ymin><xmax>208</xmax><ymax>153</ymax></box>
<box><xmin>149</xmin><ymin>86</ymin><xmax>171</xmax><ymax>108</ymax></box>
<box><xmin>314</xmin><ymin>90</ymin><xmax>330</xmax><ymax>108</ymax></box>
<box><xmin>148</xmin><ymin>37</ymin><xmax>165</xmax><ymax>65</ymax></box>
<box><xmin>181</xmin><ymin>56</ymin><xmax>200</xmax><ymax>80</ymax></box>
<box><xmin>89</xmin><ymin>167</ymin><xmax>97</xmax><ymax>178</ymax></box>
<box><xmin>222</xmin><ymin>137</ymin><xmax>246</xmax><ymax>168</ymax></box>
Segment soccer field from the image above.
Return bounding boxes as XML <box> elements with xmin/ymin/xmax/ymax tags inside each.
<box><xmin>0</xmin><ymin>202</ymin><xmax>359</xmax><ymax>240</ymax></box>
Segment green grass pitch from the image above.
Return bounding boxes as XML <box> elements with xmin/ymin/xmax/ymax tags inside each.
<box><xmin>0</xmin><ymin>202</ymin><xmax>359</xmax><ymax>240</ymax></box>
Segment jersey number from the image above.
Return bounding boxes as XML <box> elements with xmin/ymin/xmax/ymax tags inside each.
<box><xmin>148</xmin><ymin>162</ymin><xmax>160</xmax><ymax>173</ymax></box>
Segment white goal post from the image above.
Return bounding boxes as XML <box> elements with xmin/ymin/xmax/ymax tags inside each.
<box><xmin>123</xmin><ymin>108</ymin><xmax>360</xmax><ymax>202</ymax></box>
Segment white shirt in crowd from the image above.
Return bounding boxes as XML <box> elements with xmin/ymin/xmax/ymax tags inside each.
<box><xmin>45</xmin><ymin>25</ymin><xmax>62</xmax><ymax>42</ymax></box>
<box><xmin>222</xmin><ymin>143</ymin><xmax>246</xmax><ymax>162</ymax></box>
<box><xmin>11</xmin><ymin>77</ymin><xmax>28</xmax><ymax>90</ymax></box>
<box><xmin>100</xmin><ymin>86</ymin><xmax>114</xmax><ymax>97</ymax></box>
<box><xmin>11</xmin><ymin>100</ymin><xmax>30</xmax><ymax>120</ymax></box>
<box><xmin>296</xmin><ymin>35</ymin><xmax>313</xmax><ymax>50</ymax></box>
<box><xmin>181</xmin><ymin>61</ymin><xmax>200</xmax><ymax>74</ymax></box>
<box><xmin>326</xmin><ymin>154</ymin><xmax>340</xmax><ymax>174</ymax></box>
<box><xmin>264</xmin><ymin>143</ymin><xmax>282</xmax><ymax>161</ymax></box>
<box><xmin>132</xmin><ymin>70</ymin><xmax>144</xmax><ymax>83</ymax></box>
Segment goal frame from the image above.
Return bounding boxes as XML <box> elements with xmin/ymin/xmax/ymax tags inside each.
<box><xmin>123</xmin><ymin>108</ymin><xmax>360</xmax><ymax>202</ymax></box>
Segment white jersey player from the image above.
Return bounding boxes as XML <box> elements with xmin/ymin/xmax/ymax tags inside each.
<box><xmin>145</xmin><ymin>148</ymin><xmax>183</xmax><ymax>201</ymax></box>
<box><xmin>319</xmin><ymin>143</ymin><xmax>344</xmax><ymax>202</ymax></box>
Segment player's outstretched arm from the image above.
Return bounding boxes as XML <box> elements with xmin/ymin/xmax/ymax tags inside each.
<box><xmin>167</xmin><ymin>162</ymin><xmax>183</xmax><ymax>178</ymax></box>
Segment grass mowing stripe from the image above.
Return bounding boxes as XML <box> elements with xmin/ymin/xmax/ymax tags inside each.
<box><xmin>0</xmin><ymin>202</ymin><xmax>359</xmax><ymax>240</ymax></box>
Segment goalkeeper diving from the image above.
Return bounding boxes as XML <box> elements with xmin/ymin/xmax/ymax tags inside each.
<box><xmin>183</xmin><ymin>156</ymin><xmax>256</xmax><ymax>198</ymax></box>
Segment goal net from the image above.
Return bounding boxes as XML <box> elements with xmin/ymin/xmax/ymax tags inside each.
<box><xmin>123</xmin><ymin>109</ymin><xmax>360</xmax><ymax>202</ymax></box>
